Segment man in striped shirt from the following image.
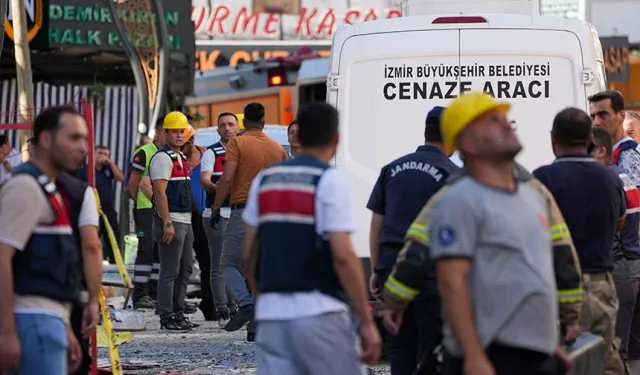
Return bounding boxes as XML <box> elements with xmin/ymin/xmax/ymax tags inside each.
<box><xmin>592</xmin><ymin>126</ymin><xmax>640</xmax><ymax>374</ymax></box>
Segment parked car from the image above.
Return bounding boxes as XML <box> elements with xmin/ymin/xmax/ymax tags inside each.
<box><xmin>195</xmin><ymin>124</ymin><xmax>290</xmax><ymax>152</ymax></box>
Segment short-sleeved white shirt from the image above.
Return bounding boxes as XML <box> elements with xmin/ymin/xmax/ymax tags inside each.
<box><xmin>149</xmin><ymin>152</ymin><xmax>192</xmax><ymax>224</ymax></box>
<box><xmin>243</xmin><ymin>167</ymin><xmax>355</xmax><ymax>321</ymax></box>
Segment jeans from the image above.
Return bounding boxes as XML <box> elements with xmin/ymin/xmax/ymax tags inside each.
<box><xmin>203</xmin><ymin>216</ymin><xmax>236</xmax><ymax>314</ymax></box>
<box><xmin>6</xmin><ymin>313</ymin><xmax>68</xmax><ymax>375</ymax></box>
<box><xmin>220</xmin><ymin>209</ymin><xmax>253</xmax><ymax>308</ymax></box>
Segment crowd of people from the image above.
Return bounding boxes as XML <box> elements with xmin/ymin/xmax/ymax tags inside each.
<box><xmin>379</xmin><ymin>90</ymin><xmax>640</xmax><ymax>375</ymax></box>
<box><xmin>5</xmin><ymin>91</ymin><xmax>640</xmax><ymax>375</ymax></box>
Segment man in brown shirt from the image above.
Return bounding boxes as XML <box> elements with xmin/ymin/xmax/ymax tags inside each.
<box><xmin>212</xmin><ymin>103</ymin><xmax>286</xmax><ymax>339</ymax></box>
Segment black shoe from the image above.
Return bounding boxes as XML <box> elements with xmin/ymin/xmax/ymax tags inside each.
<box><xmin>181</xmin><ymin>316</ymin><xmax>200</xmax><ymax>328</ymax></box>
<box><xmin>247</xmin><ymin>331</ymin><xmax>256</xmax><ymax>342</ymax></box>
<box><xmin>133</xmin><ymin>296</ymin><xmax>156</xmax><ymax>310</ymax></box>
<box><xmin>201</xmin><ymin>308</ymin><xmax>219</xmax><ymax>321</ymax></box>
<box><xmin>224</xmin><ymin>304</ymin><xmax>254</xmax><ymax>332</ymax></box>
<box><xmin>160</xmin><ymin>316</ymin><xmax>191</xmax><ymax>332</ymax></box>
<box><xmin>184</xmin><ymin>304</ymin><xmax>197</xmax><ymax>315</ymax></box>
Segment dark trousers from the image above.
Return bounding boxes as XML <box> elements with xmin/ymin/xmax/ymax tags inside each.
<box><xmin>443</xmin><ymin>344</ymin><xmax>555</xmax><ymax>375</ymax></box>
<box><xmin>133</xmin><ymin>208</ymin><xmax>159</xmax><ymax>300</ymax></box>
<box><xmin>69</xmin><ymin>304</ymin><xmax>91</xmax><ymax>375</ymax></box>
<box><xmin>377</xmin><ymin>250</ymin><xmax>443</xmax><ymax>375</ymax></box>
<box><xmin>192</xmin><ymin>211</ymin><xmax>214</xmax><ymax>312</ymax></box>
<box><xmin>616</xmin><ymin>278</ymin><xmax>640</xmax><ymax>360</ymax></box>
<box><xmin>99</xmin><ymin>204</ymin><xmax>121</xmax><ymax>263</ymax></box>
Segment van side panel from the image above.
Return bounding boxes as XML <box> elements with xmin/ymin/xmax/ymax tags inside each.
<box><xmin>334</xmin><ymin>30</ymin><xmax>459</xmax><ymax>258</ymax></box>
<box><xmin>460</xmin><ymin>29</ymin><xmax>586</xmax><ymax>172</ymax></box>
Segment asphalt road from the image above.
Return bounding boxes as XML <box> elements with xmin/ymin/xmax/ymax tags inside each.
<box><xmin>98</xmin><ymin>305</ymin><xmax>391</xmax><ymax>375</ymax></box>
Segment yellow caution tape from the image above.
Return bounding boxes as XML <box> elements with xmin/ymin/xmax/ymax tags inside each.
<box><xmin>96</xmin><ymin>326</ymin><xmax>132</xmax><ymax>348</ymax></box>
<box><xmin>94</xmin><ymin>188</ymin><xmax>133</xmax><ymax>289</ymax></box>
<box><xmin>99</xmin><ymin>287</ymin><xmax>123</xmax><ymax>375</ymax></box>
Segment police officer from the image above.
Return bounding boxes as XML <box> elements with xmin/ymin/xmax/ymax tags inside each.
<box><xmin>128</xmin><ymin>120</ymin><xmax>165</xmax><ymax>309</ymax></box>
<box><xmin>149</xmin><ymin>111</ymin><xmax>197</xmax><ymax>331</ymax></box>
<box><xmin>0</xmin><ymin>106</ymin><xmax>88</xmax><ymax>374</ymax></box>
<box><xmin>591</xmin><ymin>128</ymin><xmax>640</xmax><ymax>374</ymax></box>
<box><xmin>243</xmin><ymin>102</ymin><xmax>381</xmax><ymax>374</ymax></box>
<box><xmin>533</xmin><ymin>107</ymin><xmax>627</xmax><ymax>375</ymax></box>
<box><xmin>416</xmin><ymin>93</ymin><xmax>577</xmax><ymax>375</ymax></box>
<box><xmin>200</xmin><ymin>112</ymin><xmax>240</xmax><ymax>327</ymax></box>
<box><xmin>367</xmin><ymin>106</ymin><xmax>459</xmax><ymax>375</ymax></box>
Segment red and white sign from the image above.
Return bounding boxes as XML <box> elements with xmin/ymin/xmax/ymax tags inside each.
<box><xmin>192</xmin><ymin>0</ymin><xmax>401</xmax><ymax>40</ymax></box>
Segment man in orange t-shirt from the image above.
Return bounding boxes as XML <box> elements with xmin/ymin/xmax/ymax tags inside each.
<box><xmin>212</xmin><ymin>103</ymin><xmax>286</xmax><ymax>339</ymax></box>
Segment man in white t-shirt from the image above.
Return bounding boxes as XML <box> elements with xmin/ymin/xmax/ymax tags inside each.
<box><xmin>243</xmin><ymin>103</ymin><xmax>381</xmax><ymax>375</ymax></box>
<box><xmin>149</xmin><ymin>112</ymin><xmax>197</xmax><ymax>332</ymax></box>
<box><xmin>0</xmin><ymin>135</ymin><xmax>23</xmax><ymax>183</ymax></box>
<box><xmin>200</xmin><ymin>112</ymin><xmax>240</xmax><ymax>327</ymax></box>
<box><xmin>0</xmin><ymin>106</ymin><xmax>89</xmax><ymax>375</ymax></box>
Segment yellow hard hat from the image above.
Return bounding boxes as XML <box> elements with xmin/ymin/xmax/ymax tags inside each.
<box><xmin>163</xmin><ymin>111</ymin><xmax>189</xmax><ymax>130</ymax></box>
<box><xmin>235</xmin><ymin>113</ymin><xmax>244</xmax><ymax>129</ymax></box>
<box><xmin>184</xmin><ymin>125</ymin><xmax>195</xmax><ymax>142</ymax></box>
<box><xmin>441</xmin><ymin>92</ymin><xmax>511</xmax><ymax>155</ymax></box>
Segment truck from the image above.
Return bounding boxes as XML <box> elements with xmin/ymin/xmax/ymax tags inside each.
<box><xmin>186</xmin><ymin>48</ymin><xmax>330</xmax><ymax>127</ymax></box>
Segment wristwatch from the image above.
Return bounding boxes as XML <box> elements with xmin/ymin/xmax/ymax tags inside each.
<box><xmin>164</xmin><ymin>221</ymin><xmax>173</xmax><ymax>228</ymax></box>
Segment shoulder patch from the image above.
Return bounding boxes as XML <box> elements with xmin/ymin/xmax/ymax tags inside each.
<box><xmin>437</xmin><ymin>226</ymin><xmax>456</xmax><ymax>246</ymax></box>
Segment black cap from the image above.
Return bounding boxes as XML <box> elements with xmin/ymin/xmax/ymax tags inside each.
<box><xmin>425</xmin><ymin>106</ymin><xmax>445</xmax><ymax>142</ymax></box>
<box><xmin>552</xmin><ymin>107</ymin><xmax>592</xmax><ymax>146</ymax></box>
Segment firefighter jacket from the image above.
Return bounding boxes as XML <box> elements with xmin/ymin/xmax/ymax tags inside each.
<box><xmin>382</xmin><ymin>164</ymin><xmax>583</xmax><ymax>327</ymax></box>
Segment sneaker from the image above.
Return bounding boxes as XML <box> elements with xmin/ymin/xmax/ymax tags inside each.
<box><xmin>179</xmin><ymin>315</ymin><xmax>200</xmax><ymax>329</ymax></box>
<box><xmin>160</xmin><ymin>316</ymin><xmax>191</xmax><ymax>332</ymax></box>
<box><xmin>217</xmin><ymin>312</ymin><xmax>231</xmax><ymax>328</ymax></box>
<box><xmin>224</xmin><ymin>304</ymin><xmax>254</xmax><ymax>332</ymax></box>
<box><xmin>133</xmin><ymin>296</ymin><xmax>156</xmax><ymax>310</ymax></box>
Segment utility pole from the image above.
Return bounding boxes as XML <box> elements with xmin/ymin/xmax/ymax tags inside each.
<box><xmin>10</xmin><ymin>0</ymin><xmax>34</xmax><ymax>154</ymax></box>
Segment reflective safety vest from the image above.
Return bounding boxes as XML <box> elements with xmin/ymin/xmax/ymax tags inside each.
<box><xmin>151</xmin><ymin>145</ymin><xmax>194</xmax><ymax>214</ymax></box>
<box><xmin>11</xmin><ymin>162</ymin><xmax>81</xmax><ymax>303</ymax></box>
<box><xmin>133</xmin><ymin>142</ymin><xmax>158</xmax><ymax>209</ymax></box>
<box><xmin>256</xmin><ymin>156</ymin><xmax>344</xmax><ymax>301</ymax></box>
<box><xmin>205</xmin><ymin>141</ymin><xmax>230</xmax><ymax>210</ymax></box>
<box><xmin>613</xmin><ymin>139</ymin><xmax>640</xmax><ymax>166</ymax></box>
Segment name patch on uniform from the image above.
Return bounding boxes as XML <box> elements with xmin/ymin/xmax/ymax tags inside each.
<box><xmin>390</xmin><ymin>161</ymin><xmax>443</xmax><ymax>182</ymax></box>
<box><xmin>437</xmin><ymin>226</ymin><xmax>456</xmax><ymax>246</ymax></box>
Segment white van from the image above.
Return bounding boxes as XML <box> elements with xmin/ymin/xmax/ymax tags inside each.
<box><xmin>327</xmin><ymin>0</ymin><xmax>608</xmax><ymax>263</ymax></box>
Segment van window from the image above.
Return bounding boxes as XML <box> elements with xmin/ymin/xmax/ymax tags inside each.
<box><xmin>299</xmin><ymin>82</ymin><xmax>327</xmax><ymax>107</ymax></box>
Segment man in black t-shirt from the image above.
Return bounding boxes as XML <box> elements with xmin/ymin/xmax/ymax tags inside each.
<box><xmin>533</xmin><ymin>107</ymin><xmax>626</xmax><ymax>375</ymax></box>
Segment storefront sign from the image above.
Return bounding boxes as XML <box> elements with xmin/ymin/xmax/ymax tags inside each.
<box><xmin>195</xmin><ymin>43</ymin><xmax>330</xmax><ymax>71</ymax></box>
<box><xmin>192</xmin><ymin>4</ymin><xmax>401</xmax><ymax>39</ymax></box>
<box><xmin>15</xmin><ymin>0</ymin><xmax>193</xmax><ymax>53</ymax></box>
<box><xmin>5</xmin><ymin>0</ymin><xmax>49</xmax><ymax>47</ymax></box>
<box><xmin>601</xmin><ymin>36</ymin><xmax>629</xmax><ymax>83</ymax></box>
<box><xmin>47</xmin><ymin>0</ymin><xmax>192</xmax><ymax>52</ymax></box>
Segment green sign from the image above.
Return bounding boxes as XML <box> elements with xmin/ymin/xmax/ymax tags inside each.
<box><xmin>48</xmin><ymin>4</ymin><xmax>184</xmax><ymax>51</ymax></box>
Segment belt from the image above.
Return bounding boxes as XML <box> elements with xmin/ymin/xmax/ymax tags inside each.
<box><xmin>231</xmin><ymin>203</ymin><xmax>246</xmax><ymax>210</ymax></box>
<box><xmin>583</xmin><ymin>272</ymin><xmax>610</xmax><ymax>282</ymax></box>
